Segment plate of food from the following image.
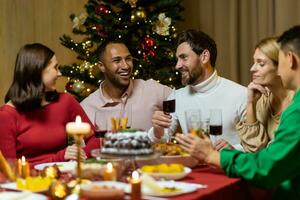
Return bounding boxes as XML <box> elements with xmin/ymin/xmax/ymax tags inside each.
<box><xmin>139</xmin><ymin>164</ymin><xmax>191</xmax><ymax>180</ymax></box>
<box><xmin>0</xmin><ymin>191</ymin><xmax>47</xmax><ymax>200</ymax></box>
<box><xmin>126</xmin><ymin>175</ymin><xmax>201</xmax><ymax>197</ymax></box>
<box><xmin>34</xmin><ymin>161</ymin><xmax>76</xmax><ymax>172</ymax></box>
<box><xmin>80</xmin><ymin>181</ymin><xmax>127</xmax><ymax>199</ymax></box>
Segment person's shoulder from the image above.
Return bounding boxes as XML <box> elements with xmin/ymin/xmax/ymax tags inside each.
<box><xmin>58</xmin><ymin>92</ymin><xmax>80</xmax><ymax>105</ymax></box>
<box><xmin>0</xmin><ymin>104</ymin><xmax>17</xmax><ymax>119</ymax></box>
<box><xmin>134</xmin><ymin>79</ymin><xmax>170</xmax><ymax>90</ymax></box>
<box><xmin>80</xmin><ymin>89</ymin><xmax>100</xmax><ymax>105</ymax></box>
<box><xmin>220</xmin><ymin>77</ymin><xmax>247</xmax><ymax>92</ymax></box>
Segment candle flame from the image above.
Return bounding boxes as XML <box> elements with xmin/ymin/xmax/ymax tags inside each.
<box><xmin>21</xmin><ymin>156</ymin><xmax>26</xmax><ymax>163</ymax></box>
<box><xmin>75</xmin><ymin>115</ymin><xmax>82</xmax><ymax>124</ymax></box>
<box><xmin>132</xmin><ymin>170</ymin><xmax>139</xmax><ymax>180</ymax></box>
<box><xmin>107</xmin><ymin>162</ymin><xmax>113</xmax><ymax>171</ymax></box>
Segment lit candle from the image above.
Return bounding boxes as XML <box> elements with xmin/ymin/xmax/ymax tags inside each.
<box><xmin>130</xmin><ymin>171</ymin><xmax>141</xmax><ymax>200</ymax></box>
<box><xmin>66</xmin><ymin>115</ymin><xmax>91</xmax><ymax>135</ymax></box>
<box><xmin>102</xmin><ymin>162</ymin><xmax>117</xmax><ymax>181</ymax></box>
<box><xmin>20</xmin><ymin>156</ymin><xmax>30</xmax><ymax>178</ymax></box>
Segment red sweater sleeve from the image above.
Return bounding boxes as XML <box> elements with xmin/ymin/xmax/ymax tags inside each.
<box><xmin>0</xmin><ymin>109</ymin><xmax>17</xmax><ymax>158</ymax></box>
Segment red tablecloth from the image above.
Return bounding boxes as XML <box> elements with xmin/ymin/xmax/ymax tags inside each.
<box><xmin>170</xmin><ymin>166</ymin><xmax>272</xmax><ymax>200</ymax></box>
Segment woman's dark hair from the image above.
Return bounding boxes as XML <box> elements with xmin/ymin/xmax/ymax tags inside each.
<box><xmin>5</xmin><ymin>43</ymin><xmax>55</xmax><ymax>112</ymax></box>
<box><xmin>176</xmin><ymin>29</ymin><xmax>217</xmax><ymax>67</ymax></box>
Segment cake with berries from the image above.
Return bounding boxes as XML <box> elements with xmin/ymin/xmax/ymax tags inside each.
<box><xmin>101</xmin><ymin>131</ymin><xmax>153</xmax><ymax>155</ymax></box>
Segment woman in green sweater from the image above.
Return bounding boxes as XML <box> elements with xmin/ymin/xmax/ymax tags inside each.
<box><xmin>176</xmin><ymin>25</ymin><xmax>300</xmax><ymax>200</ymax></box>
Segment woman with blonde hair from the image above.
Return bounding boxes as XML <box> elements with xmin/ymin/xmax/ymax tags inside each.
<box><xmin>236</xmin><ymin>37</ymin><xmax>294</xmax><ymax>152</ymax></box>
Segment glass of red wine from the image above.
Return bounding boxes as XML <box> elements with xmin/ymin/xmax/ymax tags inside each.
<box><xmin>162</xmin><ymin>89</ymin><xmax>176</xmax><ymax>142</ymax></box>
<box><xmin>94</xmin><ymin>110</ymin><xmax>108</xmax><ymax>140</ymax></box>
<box><xmin>209</xmin><ymin>109</ymin><xmax>223</xmax><ymax>145</ymax></box>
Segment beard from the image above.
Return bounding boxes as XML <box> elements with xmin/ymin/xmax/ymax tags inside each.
<box><xmin>105</xmin><ymin>72</ymin><xmax>130</xmax><ymax>90</ymax></box>
<box><xmin>181</xmin><ymin>68</ymin><xmax>202</xmax><ymax>86</ymax></box>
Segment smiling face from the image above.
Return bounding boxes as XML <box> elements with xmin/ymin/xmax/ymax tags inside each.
<box><xmin>250</xmin><ymin>48</ymin><xmax>279</xmax><ymax>86</ymax></box>
<box><xmin>99</xmin><ymin>43</ymin><xmax>133</xmax><ymax>89</ymax></box>
<box><xmin>42</xmin><ymin>55</ymin><xmax>61</xmax><ymax>91</ymax></box>
<box><xmin>175</xmin><ymin>42</ymin><xmax>203</xmax><ymax>85</ymax></box>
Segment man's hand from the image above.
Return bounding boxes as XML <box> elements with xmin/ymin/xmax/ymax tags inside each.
<box><xmin>152</xmin><ymin>110</ymin><xmax>172</xmax><ymax>139</ymax></box>
<box><xmin>214</xmin><ymin>139</ymin><xmax>234</xmax><ymax>151</ymax></box>
<box><xmin>64</xmin><ymin>144</ymin><xmax>87</xmax><ymax>160</ymax></box>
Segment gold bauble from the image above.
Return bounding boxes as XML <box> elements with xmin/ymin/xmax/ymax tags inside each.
<box><xmin>49</xmin><ymin>181</ymin><xmax>69</xmax><ymax>200</ymax></box>
<box><xmin>131</xmin><ymin>7</ymin><xmax>146</xmax><ymax>22</ymax></box>
<box><xmin>43</xmin><ymin>165</ymin><xmax>61</xmax><ymax>179</ymax></box>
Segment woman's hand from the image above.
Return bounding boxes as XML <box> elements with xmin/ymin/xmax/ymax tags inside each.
<box><xmin>247</xmin><ymin>82</ymin><xmax>268</xmax><ymax>104</ymax></box>
<box><xmin>214</xmin><ymin>139</ymin><xmax>234</xmax><ymax>151</ymax></box>
<box><xmin>64</xmin><ymin>144</ymin><xmax>87</xmax><ymax>161</ymax></box>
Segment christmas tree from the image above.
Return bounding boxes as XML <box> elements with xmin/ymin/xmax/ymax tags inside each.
<box><xmin>60</xmin><ymin>0</ymin><xmax>184</xmax><ymax>101</ymax></box>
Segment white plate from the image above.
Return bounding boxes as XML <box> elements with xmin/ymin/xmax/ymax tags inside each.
<box><xmin>0</xmin><ymin>182</ymin><xmax>48</xmax><ymax>193</ymax></box>
<box><xmin>140</xmin><ymin>167</ymin><xmax>192</xmax><ymax>180</ymax></box>
<box><xmin>81</xmin><ymin>181</ymin><xmax>128</xmax><ymax>190</ymax></box>
<box><xmin>34</xmin><ymin>161</ymin><xmax>76</xmax><ymax>172</ymax></box>
<box><xmin>0</xmin><ymin>191</ymin><xmax>47</xmax><ymax>200</ymax></box>
<box><xmin>126</xmin><ymin>180</ymin><xmax>200</xmax><ymax>197</ymax></box>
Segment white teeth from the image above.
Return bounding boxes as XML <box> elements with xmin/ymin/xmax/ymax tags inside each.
<box><xmin>119</xmin><ymin>72</ymin><xmax>129</xmax><ymax>76</ymax></box>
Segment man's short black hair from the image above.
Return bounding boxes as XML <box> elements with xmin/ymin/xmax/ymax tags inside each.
<box><xmin>97</xmin><ymin>39</ymin><xmax>127</xmax><ymax>61</ymax></box>
<box><xmin>277</xmin><ymin>25</ymin><xmax>300</xmax><ymax>57</ymax></box>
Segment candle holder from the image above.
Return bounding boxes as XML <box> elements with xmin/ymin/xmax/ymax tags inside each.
<box><xmin>74</xmin><ymin>134</ymin><xmax>84</xmax><ymax>184</ymax></box>
<box><xmin>66</xmin><ymin>116</ymin><xmax>91</xmax><ymax>187</ymax></box>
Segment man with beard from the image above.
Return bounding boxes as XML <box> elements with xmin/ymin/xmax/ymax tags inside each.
<box><xmin>81</xmin><ymin>40</ymin><xmax>171</xmax><ymax>132</ymax></box>
<box><xmin>149</xmin><ymin>30</ymin><xmax>247</xmax><ymax>151</ymax></box>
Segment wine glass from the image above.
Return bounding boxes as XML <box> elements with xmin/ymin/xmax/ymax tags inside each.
<box><xmin>209</xmin><ymin>109</ymin><xmax>223</xmax><ymax>144</ymax></box>
<box><xmin>185</xmin><ymin>109</ymin><xmax>202</xmax><ymax>136</ymax></box>
<box><xmin>163</xmin><ymin>88</ymin><xmax>176</xmax><ymax>114</ymax></box>
<box><xmin>94</xmin><ymin>110</ymin><xmax>108</xmax><ymax>142</ymax></box>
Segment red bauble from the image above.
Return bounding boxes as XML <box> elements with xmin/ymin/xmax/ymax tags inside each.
<box><xmin>143</xmin><ymin>50</ymin><xmax>157</xmax><ymax>59</ymax></box>
<box><xmin>95</xmin><ymin>4</ymin><xmax>110</xmax><ymax>15</ymax></box>
<box><xmin>142</xmin><ymin>36</ymin><xmax>156</xmax><ymax>50</ymax></box>
<box><xmin>96</xmin><ymin>25</ymin><xmax>108</xmax><ymax>37</ymax></box>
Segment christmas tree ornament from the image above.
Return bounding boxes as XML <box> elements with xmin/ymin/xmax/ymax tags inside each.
<box><xmin>95</xmin><ymin>25</ymin><xmax>108</xmax><ymax>37</ymax></box>
<box><xmin>72</xmin><ymin>13</ymin><xmax>87</xmax><ymax>30</ymax></box>
<box><xmin>95</xmin><ymin>4</ymin><xmax>110</xmax><ymax>15</ymax></box>
<box><xmin>72</xmin><ymin>81</ymin><xmax>85</xmax><ymax>93</ymax></box>
<box><xmin>82</xmin><ymin>40</ymin><xmax>93</xmax><ymax>49</ymax></box>
<box><xmin>153</xmin><ymin>13</ymin><xmax>171</xmax><ymax>36</ymax></box>
<box><xmin>142</xmin><ymin>36</ymin><xmax>156</xmax><ymax>50</ymax></box>
<box><xmin>131</xmin><ymin>7</ymin><xmax>146</xmax><ymax>22</ymax></box>
<box><xmin>49</xmin><ymin>181</ymin><xmax>69</xmax><ymax>200</ymax></box>
<box><xmin>123</xmin><ymin>0</ymin><xmax>138</xmax><ymax>8</ymax></box>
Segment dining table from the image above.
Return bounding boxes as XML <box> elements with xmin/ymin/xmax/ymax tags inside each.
<box><xmin>168</xmin><ymin>166</ymin><xmax>272</xmax><ymax>200</ymax></box>
<box><xmin>0</xmin><ymin>163</ymin><xmax>273</xmax><ymax>200</ymax></box>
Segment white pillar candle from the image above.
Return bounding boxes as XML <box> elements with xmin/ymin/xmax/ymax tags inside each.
<box><xmin>66</xmin><ymin>115</ymin><xmax>91</xmax><ymax>135</ymax></box>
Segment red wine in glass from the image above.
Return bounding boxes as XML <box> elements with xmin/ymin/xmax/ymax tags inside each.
<box><xmin>163</xmin><ymin>99</ymin><xmax>176</xmax><ymax>114</ymax></box>
<box><xmin>95</xmin><ymin>130</ymin><xmax>107</xmax><ymax>138</ymax></box>
<box><xmin>209</xmin><ymin>125</ymin><xmax>222</xmax><ymax>136</ymax></box>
